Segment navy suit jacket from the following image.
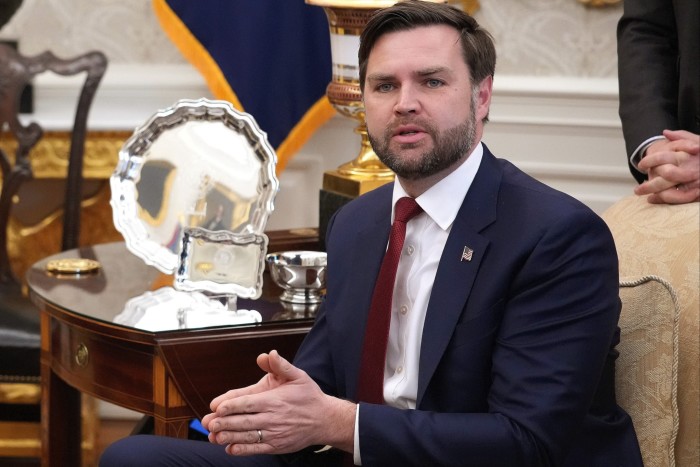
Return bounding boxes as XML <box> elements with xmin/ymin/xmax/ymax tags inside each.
<box><xmin>292</xmin><ymin>147</ymin><xmax>643</xmax><ymax>466</ymax></box>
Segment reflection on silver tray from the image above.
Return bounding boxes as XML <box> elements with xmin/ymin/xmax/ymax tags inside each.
<box><xmin>114</xmin><ymin>286</ymin><xmax>263</xmax><ymax>332</ymax></box>
<box><xmin>175</xmin><ymin>227</ymin><xmax>268</xmax><ymax>299</ymax></box>
<box><xmin>110</xmin><ymin>98</ymin><xmax>279</xmax><ymax>274</ymax></box>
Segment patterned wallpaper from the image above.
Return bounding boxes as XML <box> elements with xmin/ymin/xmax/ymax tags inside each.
<box><xmin>0</xmin><ymin>0</ymin><xmax>183</xmax><ymax>63</ymax></box>
<box><xmin>0</xmin><ymin>0</ymin><xmax>622</xmax><ymax>77</ymax></box>
<box><xmin>477</xmin><ymin>0</ymin><xmax>621</xmax><ymax>77</ymax></box>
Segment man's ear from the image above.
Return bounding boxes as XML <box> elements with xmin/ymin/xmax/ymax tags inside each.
<box><xmin>476</xmin><ymin>75</ymin><xmax>493</xmax><ymax>122</ymax></box>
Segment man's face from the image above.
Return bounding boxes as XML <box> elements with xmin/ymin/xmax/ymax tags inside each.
<box><xmin>363</xmin><ymin>25</ymin><xmax>490</xmax><ymax>181</ymax></box>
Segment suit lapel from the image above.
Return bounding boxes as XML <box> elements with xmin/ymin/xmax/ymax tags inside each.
<box><xmin>417</xmin><ymin>149</ymin><xmax>501</xmax><ymax>404</ymax></box>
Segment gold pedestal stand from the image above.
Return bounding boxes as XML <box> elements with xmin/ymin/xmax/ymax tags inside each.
<box><xmin>307</xmin><ymin>1</ymin><xmax>399</xmax><ymax>199</ymax></box>
<box><xmin>322</xmin><ymin>122</ymin><xmax>394</xmax><ymax>198</ymax></box>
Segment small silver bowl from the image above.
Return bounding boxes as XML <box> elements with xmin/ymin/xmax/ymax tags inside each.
<box><xmin>266</xmin><ymin>251</ymin><xmax>327</xmax><ymax>305</ymax></box>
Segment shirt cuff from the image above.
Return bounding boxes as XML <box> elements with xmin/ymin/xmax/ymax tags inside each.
<box><xmin>630</xmin><ymin>135</ymin><xmax>665</xmax><ymax>173</ymax></box>
<box><xmin>353</xmin><ymin>404</ymin><xmax>361</xmax><ymax>465</ymax></box>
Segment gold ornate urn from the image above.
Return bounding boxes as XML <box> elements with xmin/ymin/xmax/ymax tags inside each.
<box><xmin>307</xmin><ymin>0</ymin><xmax>398</xmax><ymax>197</ymax></box>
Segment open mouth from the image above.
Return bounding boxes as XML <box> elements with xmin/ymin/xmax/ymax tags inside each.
<box><xmin>394</xmin><ymin>124</ymin><xmax>424</xmax><ymax>136</ymax></box>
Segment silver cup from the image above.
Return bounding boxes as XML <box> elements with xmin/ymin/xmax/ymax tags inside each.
<box><xmin>266</xmin><ymin>251</ymin><xmax>327</xmax><ymax>306</ymax></box>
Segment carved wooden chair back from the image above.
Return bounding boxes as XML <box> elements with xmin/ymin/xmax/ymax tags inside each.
<box><xmin>0</xmin><ymin>43</ymin><xmax>107</xmax><ymax>461</ymax></box>
<box><xmin>0</xmin><ymin>44</ymin><xmax>107</xmax><ymax>282</ymax></box>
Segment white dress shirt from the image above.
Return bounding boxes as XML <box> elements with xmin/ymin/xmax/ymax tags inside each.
<box><xmin>354</xmin><ymin>143</ymin><xmax>483</xmax><ymax>464</ymax></box>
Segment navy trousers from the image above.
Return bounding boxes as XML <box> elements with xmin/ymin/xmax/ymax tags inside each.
<box><xmin>99</xmin><ymin>434</ymin><xmax>344</xmax><ymax>467</ymax></box>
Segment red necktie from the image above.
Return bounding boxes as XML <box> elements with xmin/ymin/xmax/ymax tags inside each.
<box><xmin>356</xmin><ymin>197</ymin><xmax>423</xmax><ymax>404</ymax></box>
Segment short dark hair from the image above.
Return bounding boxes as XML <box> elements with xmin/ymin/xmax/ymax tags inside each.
<box><xmin>358</xmin><ymin>0</ymin><xmax>496</xmax><ymax>92</ymax></box>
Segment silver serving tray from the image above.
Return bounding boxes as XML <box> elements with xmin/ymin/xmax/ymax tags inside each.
<box><xmin>110</xmin><ymin>98</ymin><xmax>279</xmax><ymax>278</ymax></box>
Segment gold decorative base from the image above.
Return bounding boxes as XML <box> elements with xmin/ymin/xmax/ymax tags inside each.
<box><xmin>322</xmin><ymin>123</ymin><xmax>394</xmax><ymax>197</ymax></box>
<box><xmin>323</xmin><ymin>169</ymin><xmax>393</xmax><ymax>198</ymax></box>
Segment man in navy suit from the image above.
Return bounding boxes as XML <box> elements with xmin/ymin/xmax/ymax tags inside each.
<box><xmin>101</xmin><ymin>1</ymin><xmax>642</xmax><ymax>465</ymax></box>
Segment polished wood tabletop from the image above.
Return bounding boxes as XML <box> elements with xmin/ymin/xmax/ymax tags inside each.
<box><xmin>27</xmin><ymin>233</ymin><xmax>320</xmax><ymax>467</ymax></box>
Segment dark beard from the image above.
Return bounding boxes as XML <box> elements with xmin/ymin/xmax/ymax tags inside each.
<box><xmin>369</xmin><ymin>102</ymin><xmax>477</xmax><ymax>181</ymax></box>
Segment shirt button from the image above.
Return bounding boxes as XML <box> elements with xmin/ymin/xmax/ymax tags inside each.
<box><xmin>396</xmin><ymin>366</ymin><xmax>403</xmax><ymax>374</ymax></box>
<box><xmin>400</xmin><ymin>305</ymin><xmax>408</xmax><ymax>315</ymax></box>
<box><xmin>406</xmin><ymin>245</ymin><xmax>415</xmax><ymax>255</ymax></box>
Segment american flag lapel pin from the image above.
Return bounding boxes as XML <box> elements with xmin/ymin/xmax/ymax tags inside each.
<box><xmin>461</xmin><ymin>246</ymin><xmax>473</xmax><ymax>262</ymax></box>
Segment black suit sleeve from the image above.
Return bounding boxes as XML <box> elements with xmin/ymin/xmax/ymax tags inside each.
<box><xmin>617</xmin><ymin>0</ymin><xmax>680</xmax><ymax>183</ymax></box>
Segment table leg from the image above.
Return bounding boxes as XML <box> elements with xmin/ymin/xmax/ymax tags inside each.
<box><xmin>41</xmin><ymin>314</ymin><xmax>82</xmax><ymax>467</ymax></box>
<box><xmin>152</xmin><ymin>354</ymin><xmax>195</xmax><ymax>439</ymax></box>
<box><xmin>154</xmin><ymin>417</ymin><xmax>192</xmax><ymax>438</ymax></box>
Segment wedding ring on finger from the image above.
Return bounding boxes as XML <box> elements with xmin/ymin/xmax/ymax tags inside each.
<box><xmin>256</xmin><ymin>429</ymin><xmax>263</xmax><ymax>444</ymax></box>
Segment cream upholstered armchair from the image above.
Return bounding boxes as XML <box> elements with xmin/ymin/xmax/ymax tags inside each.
<box><xmin>602</xmin><ymin>195</ymin><xmax>699</xmax><ymax>467</ymax></box>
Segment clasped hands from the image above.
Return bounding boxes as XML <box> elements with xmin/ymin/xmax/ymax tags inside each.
<box><xmin>636</xmin><ymin>129</ymin><xmax>700</xmax><ymax>204</ymax></box>
<box><xmin>201</xmin><ymin>350</ymin><xmax>356</xmax><ymax>457</ymax></box>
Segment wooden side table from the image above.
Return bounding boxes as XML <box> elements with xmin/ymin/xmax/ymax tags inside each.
<box><xmin>28</xmin><ymin>236</ymin><xmax>319</xmax><ymax>467</ymax></box>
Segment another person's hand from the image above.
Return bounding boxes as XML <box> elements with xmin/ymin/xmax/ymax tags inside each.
<box><xmin>202</xmin><ymin>350</ymin><xmax>355</xmax><ymax>457</ymax></box>
<box><xmin>635</xmin><ymin>129</ymin><xmax>700</xmax><ymax>204</ymax></box>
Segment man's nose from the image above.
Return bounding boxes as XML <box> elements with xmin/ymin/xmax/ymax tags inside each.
<box><xmin>394</xmin><ymin>86</ymin><xmax>420</xmax><ymax>115</ymax></box>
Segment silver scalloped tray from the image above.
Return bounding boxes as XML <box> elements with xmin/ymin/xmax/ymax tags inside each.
<box><xmin>110</xmin><ymin>99</ymin><xmax>279</xmax><ymax>274</ymax></box>
<box><xmin>110</xmin><ymin>98</ymin><xmax>279</xmax><ymax>275</ymax></box>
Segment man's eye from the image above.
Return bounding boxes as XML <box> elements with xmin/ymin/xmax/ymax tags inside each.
<box><xmin>426</xmin><ymin>79</ymin><xmax>443</xmax><ymax>88</ymax></box>
<box><xmin>377</xmin><ymin>83</ymin><xmax>394</xmax><ymax>92</ymax></box>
